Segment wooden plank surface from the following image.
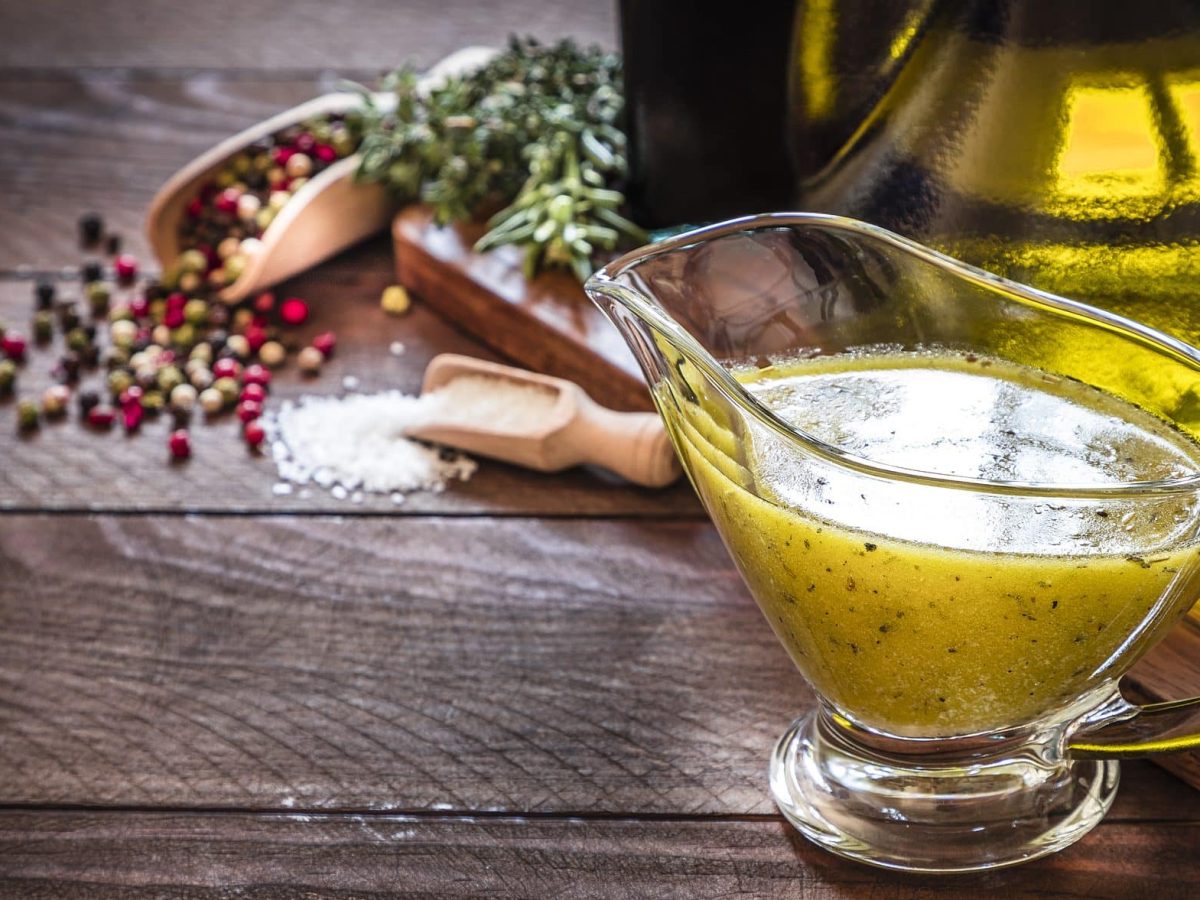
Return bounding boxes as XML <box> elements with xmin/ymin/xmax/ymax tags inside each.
<box><xmin>0</xmin><ymin>0</ymin><xmax>616</xmax><ymax>71</ymax></box>
<box><xmin>0</xmin><ymin>242</ymin><xmax>700</xmax><ymax>516</ymax></box>
<box><xmin>2</xmin><ymin>811</ymin><xmax>1198</xmax><ymax>900</ymax></box>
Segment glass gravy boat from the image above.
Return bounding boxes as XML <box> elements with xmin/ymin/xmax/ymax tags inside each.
<box><xmin>585</xmin><ymin>213</ymin><xmax>1200</xmax><ymax>873</ymax></box>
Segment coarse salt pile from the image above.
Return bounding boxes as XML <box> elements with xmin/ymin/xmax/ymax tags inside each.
<box><xmin>266</xmin><ymin>374</ymin><xmax>560</xmax><ymax>500</ymax></box>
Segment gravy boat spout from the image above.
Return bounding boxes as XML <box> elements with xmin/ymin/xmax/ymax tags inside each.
<box><xmin>585</xmin><ymin>213</ymin><xmax>1200</xmax><ymax>873</ymax></box>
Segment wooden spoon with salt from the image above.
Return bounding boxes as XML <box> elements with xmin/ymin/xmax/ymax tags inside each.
<box><xmin>411</xmin><ymin>354</ymin><xmax>682</xmax><ymax>488</ymax></box>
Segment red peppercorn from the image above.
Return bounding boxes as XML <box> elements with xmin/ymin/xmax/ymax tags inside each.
<box><xmin>215</xmin><ymin>188</ymin><xmax>240</xmax><ymax>215</ymax></box>
<box><xmin>164</xmin><ymin>306</ymin><xmax>185</xmax><ymax>328</ymax></box>
<box><xmin>244</xmin><ymin>419</ymin><xmax>266</xmax><ymax>449</ymax></box>
<box><xmin>130</xmin><ymin>296</ymin><xmax>150</xmax><ymax>319</ymax></box>
<box><xmin>253</xmin><ymin>292</ymin><xmax>276</xmax><ymax>314</ymax></box>
<box><xmin>87</xmin><ymin>405</ymin><xmax>115</xmax><ymax>429</ymax></box>
<box><xmin>168</xmin><ymin>429</ymin><xmax>191</xmax><ymax>459</ymax></box>
<box><xmin>314</xmin><ymin>144</ymin><xmax>337</xmax><ymax>164</ymax></box>
<box><xmin>240</xmin><ymin>383</ymin><xmax>267</xmax><ymax>404</ymax></box>
<box><xmin>244</xmin><ymin>324</ymin><xmax>267</xmax><ymax>352</ymax></box>
<box><xmin>186</xmin><ymin>197</ymin><xmax>204</xmax><ymax>218</ymax></box>
<box><xmin>1</xmin><ymin>332</ymin><xmax>27</xmax><ymax>362</ymax></box>
<box><xmin>123</xmin><ymin>404</ymin><xmax>144</xmax><ymax>433</ymax></box>
<box><xmin>294</xmin><ymin>132</ymin><xmax>316</xmax><ymax>153</ymax></box>
<box><xmin>236</xmin><ymin>399</ymin><xmax>263</xmax><ymax>422</ymax></box>
<box><xmin>272</xmin><ymin>147</ymin><xmax>295</xmax><ymax>167</ymax></box>
<box><xmin>119</xmin><ymin>385</ymin><xmax>144</xmax><ymax>408</ymax></box>
<box><xmin>311</xmin><ymin>331</ymin><xmax>336</xmax><ymax>357</ymax></box>
<box><xmin>166</xmin><ymin>292</ymin><xmax>187</xmax><ymax>310</ymax></box>
<box><xmin>114</xmin><ymin>254</ymin><xmax>138</xmax><ymax>284</ymax></box>
<box><xmin>279</xmin><ymin>297</ymin><xmax>309</xmax><ymax>326</ymax></box>
<box><xmin>242</xmin><ymin>364</ymin><xmax>271</xmax><ymax>388</ymax></box>
<box><xmin>212</xmin><ymin>358</ymin><xmax>241</xmax><ymax>380</ymax></box>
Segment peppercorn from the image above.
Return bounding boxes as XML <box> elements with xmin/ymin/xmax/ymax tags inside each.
<box><xmin>236</xmin><ymin>399</ymin><xmax>263</xmax><ymax>422</ymax></box>
<box><xmin>171</xmin><ymin>324</ymin><xmax>197</xmax><ymax>349</ymax></box>
<box><xmin>279</xmin><ymin>297</ymin><xmax>309</xmax><ymax>326</ymax></box>
<box><xmin>208</xmin><ymin>329</ymin><xmax>228</xmax><ymax>352</ymax></box>
<box><xmin>82</xmin><ymin>260</ymin><xmax>103</xmax><ymax>283</ymax></box>
<box><xmin>41</xmin><ymin>385</ymin><xmax>70</xmax><ymax>418</ymax></box>
<box><xmin>141</xmin><ymin>390</ymin><xmax>166</xmax><ymax>416</ymax></box>
<box><xmin>156</xmin><ymin>365</ymin><xmax>184</xmax><ymax>393</ymax></box>
<box><xmin>199</xmin><ymin>387</ymin><xmax>224</xmax><ymax>415</ymax></box>
<box><xmin>152</xmin><ymin>324</ymin><xmax>171</xmax><ymax>347</ymax></box>
<box><xmin>57</xmin><ymin>301</ymin><xmax>81</xmax><ymax>331</ymax></box>
<box><xmin>65</xmin><ymin>327</ymin><xmax>91</xmax><ymax>354</ymax></box>
<box><xmin>32</xmin><ymin>311</ymin><xmax>54</xmax><ymax>343</ymax></box>
<box><xmin>79</xmin><ymin>212</ymin><xmax>103</xmax><ymax>246</ymax></box>
<box><xmin>17</xmin><ymin>399</ymin><xmax>39</xmax><ymax>432</ymax></box>
<box><xmin>114</xmin><ymin>254</ymin><xmax>138</xmax><ymax>285</ymax></box>
<box><xmin>0</xmin><ymin>360</ymin><xmax>16</xmax><ymax>395</ymax></box>
<box><xmin>35</xmin><ymin>280</ymin><xmax>55</xmax><ymax>310</ymax></box>
<box><xmin>86</xmin><ymin>281</ymin><xmax>110</xmax><ymax>317</ymax></box>
<box><xmin>105</xmin><ymin>233</ymin><xmax>122</xmax><ymax>256</ymax></box>
<box><xmin>107</xmin><ymin>369</ymin><xmax>134</xmax><ymax>397</ymax></box>
<box><xmin>240</xmin><ymin>383</ymin><xmax>267</xmax><ymax>405</ymax></box>
<box><xmin>58</xmin><ymin>351</ymin><xmax>82</xmax><ymax>383</ymax></box>
<box><xmin>311</xmin><ymin>331</ymin><xmax>336</xmax><ymax>357</ymax></box>
<box><xmin>1</xmin><ymin>332</ymin><xmax>27</xmax><ymax>362</ymax></box>
<box><xmin>168</xmin><ymin>429</ymin><xmax>191</xmax><ymax>460</ymax></box>
<box><xmin>110</xmin><ymin>319</ymin><xmax>138</xmax><ymax>349</ymax></box>
<box><xmin>381</xmin><ymin>285</ymin><xmax>411</xmax><ymax>316</ymax></box>
<box><xmin>212</xmin><ymin>357</ymin><xmax>241</xmax><ymax>381</ymax></box>
<box><xmin>179</xmin><ymin>272</ymin><xmax>202</xmax><ymax>294</ymax></box>
<box><xmin>102</xmin><ymin>347</ymin><xmax>129</xmax><ymax>371</ymax></box>
<box><xmin>87</xmin><ymin>405</ymin><xmax>115</xmax><ymax>429</ymax></box>
<box><xmin>212</xmin><ymin>376</ymin><xmax>240</xmax><ymax>407</ymax></box>
<box><xmin>296</xmin><ymin>345</ymin><xmax>323</xmax><ymax>374</ymax></box>
<box><xmin>244</xmin><ymin>419</ymin><xmax>266</xmax><ymax>449</ymax></box>
<box><xmin>242</xmin><ymin>364</ymin><xmax>271</xmax><ymax>389</ymax></box>
<box><xmin>253</xmin><ymin>292</ymin><xmax>276</xmax><ymax>314</ymax></box>
<box><xmin>178</xmin><ymin>248</ymin><xmax>207</xmax><ymax>274</ymax></box>
<box><xmin>170</xmin><ymin>383</ymin><xmax>198</xmax><ymax>412</ymax></box>
<box><xmin>77</xmin><ymin>389</ymin><xmax>100</xmax><ymax>415</ymax></box>
<box><xmin>123</xmin><ymin>403</ymin><xmax>144</xmax><ymax>433</ymax></box>
<box><xmin>171</xmin><ymin>406</ymin><xmax>192</xmax><ymax>429</ymax></box>
<box><xmin>258</xmin><ymin>340</ymin><xmax>286</xmax><ymax>368</ymax></box>
<box><xmin>225</xmin><ymin>334</ymin><xmax>251</xmax><ymax>360</ymax></box>
<box><xmin>189</xmin><ymin>367</ymin><xmax>213</xmax><ymax>390</ymax></box>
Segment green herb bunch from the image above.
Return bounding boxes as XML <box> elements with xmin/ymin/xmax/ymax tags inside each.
<box><xmin>354</xmin><ymin>36</ymin><xmax>646</xmax><ymax>281</ymax></box>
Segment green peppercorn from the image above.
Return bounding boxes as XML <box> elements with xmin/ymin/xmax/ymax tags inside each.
<box><xmin>189</xmin><ymin>342</ymin><xmax>213</xmax><ymax>364</ymax></box>
<box><xmin>213</xmin><ymin>375</ymin><xmax>240</xmax><ymax>407</ymax></box>
<box><xmin>32</xmin><ymin>310</ymin><xmax>54</xmax><ymax>343</ymax></box>
<box><xmin>57</xmin><ymin>301</ymin><xmax>81</xmax><ymax>331</ymax></box>
<box><xmin>0</xmin><ymin>360</ymin><xmax>16</xmax><ymax>395</ymax></box>
<box><xmin>156</xmin><ymin>364</ymin><xmax>184</xmax><ymax>393</ymax></box>
<box><xmin>66</xmin><ymin>327</ymin><xmax>91</xmax><ymax>353</ymax></box>
<box><xmin>141</xmin><ymin>390</ymin><xmax>166</xmax><ymax>416</ymax></box>
<box><xmin>107</xmin><ymin>369</ymin><xmax>134</xmax><ymax>397</ymax></box>
<box><xmin>178</xmin><ymin>249</ymin><xmax>208</xmax><ymax>275</ymax></box>
<box><xmin>103</xmin><ymin>346</ymin><xmax>131</xmax><ymax>370</ymax></box>
<box><xmin>16</xmin><ymin>399</ymin><xmax>39</xmax><ymax>432</ymax></box>
<box><xmin>108</xmin><ymin>303</ymin><xmax>134</xmax><ymax>323</ymax></box>
<box><xmin>86</xmin><ymin>281</ymin><xmax>110</xmax><ymax>317</ymax></box>
<box><xmin>149</xmin><ymin>299</ymin><xmax>166</xmax><ymax>322</ymax></box>
<box><xmin>183</xmin><ymin>299</ymin><xmax>208</xmax><ymax>326</ymax></box>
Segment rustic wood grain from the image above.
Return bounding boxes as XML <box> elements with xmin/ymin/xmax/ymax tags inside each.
<box><xmin>0</xmin><ymin>512</ymin><xmax>1195</xmax><ymax>823</ymax></box>
<box><xmin>0</xmin><ymin>242</ymin><xmax>701</xmax><ymax>516</ymax></box>
<box><xmin>393</xmin><ymin>206</ymin><xmax>652</xmax><ymax>413</ymax></box>
<box><xmin>0</xmin><ymin>0</ymin><xmax>615</xmax><ymax>71</ymax></box>
<box><xmin>0</xmin><ymin>76</ymin><xmax>335</xmax><ymax>269</ymax></box>
<box><xmin>0</xmin><ymin>514</ymin><xmax>800</xmax><ymax>813</ymax></box>
<box><xmin>1125</xmin><ymin>619</ymin><xmax>1200</xmax><ymax>789</ymax></box>
<box><xmin>1</xmin><ymin>810</ymin><xmax>1198</xmax><ymax>900</ymax></box>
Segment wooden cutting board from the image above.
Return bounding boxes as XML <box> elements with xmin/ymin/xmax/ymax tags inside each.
<box><xmin>392</xmin><ymin>205</ymin><xmax>651</xmax><ymax>412</ymax></box>
<box><xmin>392</xmin><ymin>202</ymin><xmax>1200</xmax><ymax>787</ymax></box>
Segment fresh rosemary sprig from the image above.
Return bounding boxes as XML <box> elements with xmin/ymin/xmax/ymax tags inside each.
<box><xmin>353</xmin><ymin>36</ymin><xmax>646</xmax><ymax>281</ymax></box>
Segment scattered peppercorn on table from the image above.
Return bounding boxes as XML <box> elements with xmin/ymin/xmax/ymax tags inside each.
<box><xmin>1</xmin><ymin>3</ymin><xmax>1200</xmax><ymax>897</ymax></box>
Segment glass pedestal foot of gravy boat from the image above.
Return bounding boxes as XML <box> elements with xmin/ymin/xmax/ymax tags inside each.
<box><xmin>586</xmin><ymin>213</ymin><xmax>1200</xmax><ymax>872</ymax></box>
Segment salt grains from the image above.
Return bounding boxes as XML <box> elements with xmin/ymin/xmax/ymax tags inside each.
<box><xmin>265</xmin><ymin>374</ymin><xmax>561</xmax><ymax>498</ymax></box>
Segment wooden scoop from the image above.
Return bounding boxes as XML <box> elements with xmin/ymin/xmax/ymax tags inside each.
<box><xmin>412</xmin><ymin>354</ymin><xmax>682</xmax><ymax>488</ymax></box>
<box><xmin>144</xmin><ymin>46</ymin><xmax>497</xmax><ymax>303</ymax></box>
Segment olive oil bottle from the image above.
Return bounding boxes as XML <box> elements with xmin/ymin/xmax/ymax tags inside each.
<box><xmin>791</xmin><ymin>0</ymin><xmax>1200</xmax><ymax>347</ymax></box>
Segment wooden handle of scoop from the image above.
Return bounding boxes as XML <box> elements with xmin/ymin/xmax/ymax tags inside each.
<box><xmin>561</xmin><ymin>392</ymin><xmax>682</xmax><ymax>488</ymax></box>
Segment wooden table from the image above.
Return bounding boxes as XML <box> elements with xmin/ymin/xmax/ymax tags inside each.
<box><xmin>1</xmin><ymin>3</ymin><xmax>1199</xmax><ymax>896</ymax></box>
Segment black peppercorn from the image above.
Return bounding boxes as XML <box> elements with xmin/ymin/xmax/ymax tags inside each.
<box><xmin>82</xmin><ymin>260</ymin><xmax>103</xmax><ymax>283</ymax></box>
<box><xmin>79</xmin><ymin>212</ymin><xmax>103</xmax><ymax>246</ymax></box>
<box><xmin>171</xmin><ymin>406</ymin><xmax>192</xmax><ymax>429</ymax></box>
<box><xmin>143</xmin><ymin>280</ymin><xmax>165</xmax><ymax>302</ymax></box>
<box><xmin>35</xmin><ymin>280</ymin><xmax>55</xmax><ymax>310</ymax></box>
<box><xmin>59</xmin><ymin>351</ymin><xmax>81</xmax><ymax>382</ymax></box>
<box><xmin>57</xmin><ymin>301</ymin><xmax>81</xmax><ymax>331</ymax></box>
<box><xmin>105</xmin><ymin>233</ymin><xmax>122</xmax><ymax>255</ymax></box>
<box><xmin>83</xmin><ymin>323</ymin><xmax>97</xmax><ymax>342</ymax></box>
<box><xmin>77</xmin><ymin>389</ymin><xmax>101</xmax><ymax>415</ymax></box>
<box><xmin>207</xmin><ymin>330</ymin><xmax>228</xmax><ymax>352</ymax></box>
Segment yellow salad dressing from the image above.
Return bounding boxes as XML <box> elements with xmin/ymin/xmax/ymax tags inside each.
<box><xmin>667</xmin><ymin>349</ymin><xmax>1200</xmax><ymax>737</ymax></box>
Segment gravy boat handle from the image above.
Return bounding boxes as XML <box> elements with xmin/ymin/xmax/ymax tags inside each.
<box><xmin>1068</xmin><ymin>694</ymin><xmax>1200</xmax><ymax>758</ymax></box>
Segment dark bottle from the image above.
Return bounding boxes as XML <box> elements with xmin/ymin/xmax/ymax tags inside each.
<box><xmin>619</xmin><ymin>0</ymin><xmax>798</xmax><ymax>228</ymax></box>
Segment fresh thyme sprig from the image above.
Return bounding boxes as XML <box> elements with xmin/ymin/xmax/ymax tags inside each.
<box><xmin>353</xmin><ymin>36</ymin><xmax>646</xmax><ymax>281</ymax></box>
